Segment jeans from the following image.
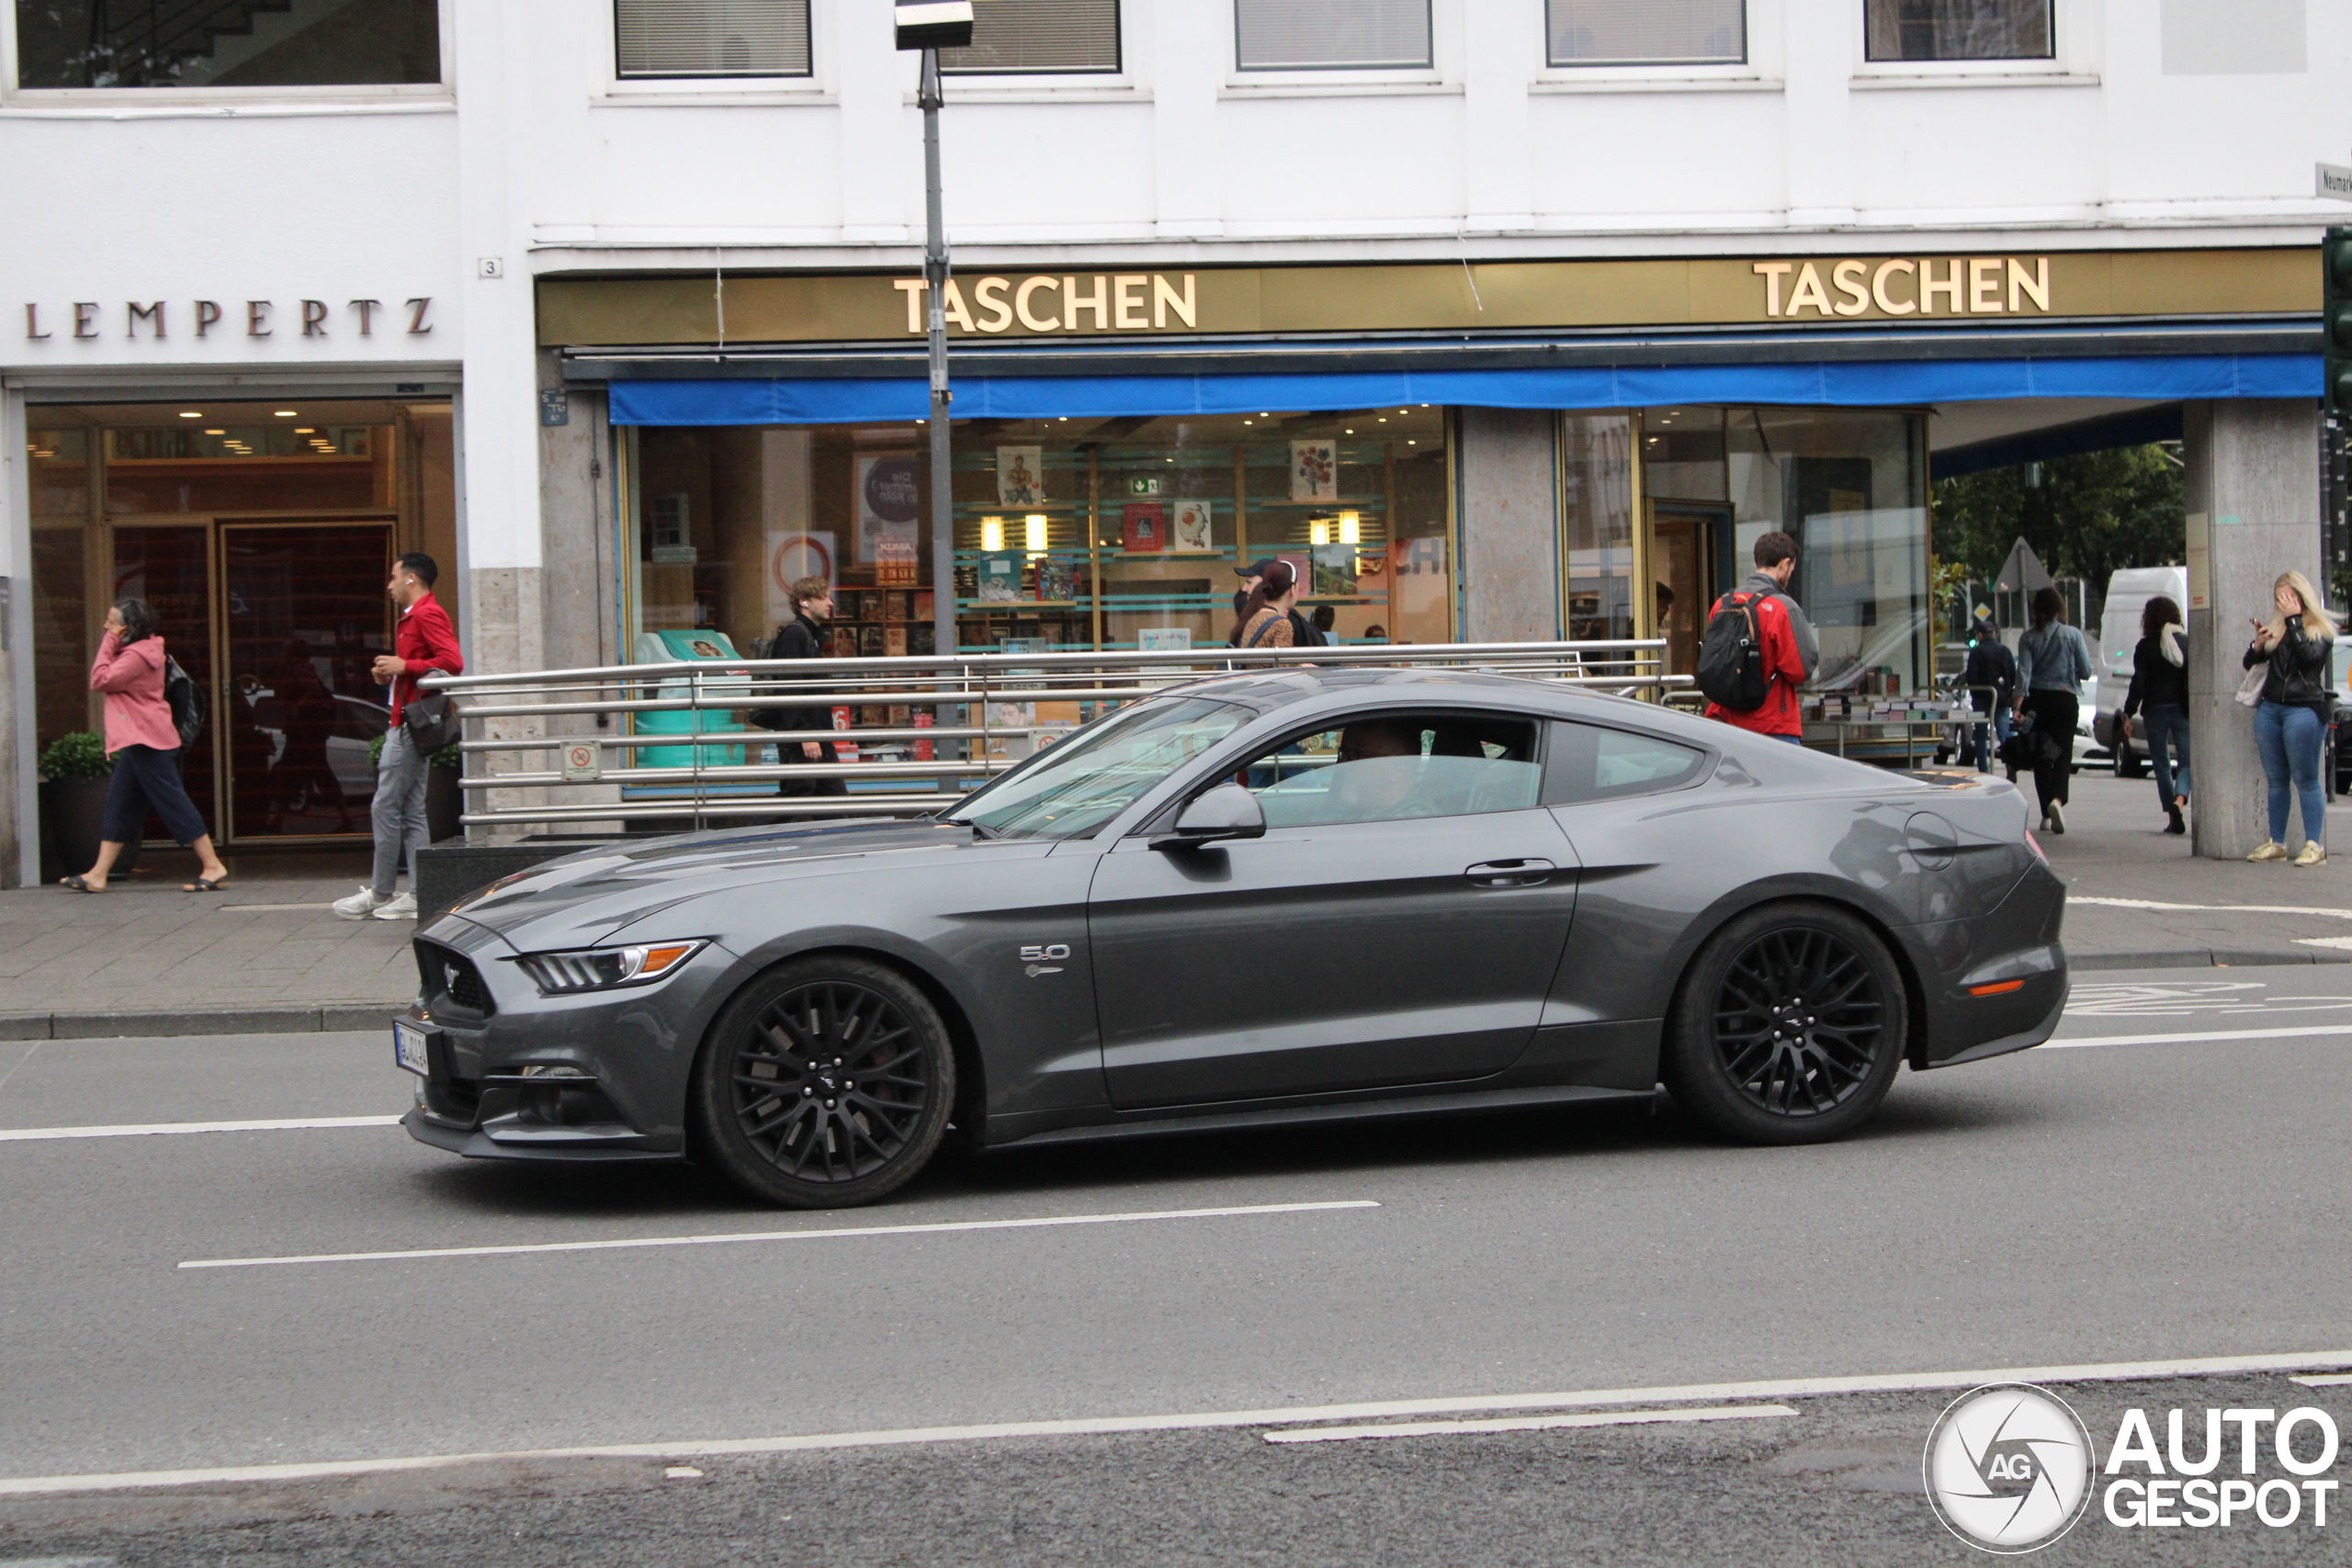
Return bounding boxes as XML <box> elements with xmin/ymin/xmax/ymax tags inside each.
<box><xmin>2140</xmin><ymin>703</ymin><xmax>2192</xmax><ymax>807</ymax></box>
<box><xmin>2253</xmin><ymin>701</ymin><xmax>2326</xmax><ymax>848</ymax></box>
<box><xmin>101</xmin><ymin>744</ymin><xmax>208</xmax><ymax>846</ymax></box>
<box><xmin>370</xmin><ymin>725</ymin><xmax>432</xmax><ymax>898</ymax></box>
<box><xmin>1971</xmin><ymin>708</ymin><xmax>2013</xmax><ymax>773</ymax></box>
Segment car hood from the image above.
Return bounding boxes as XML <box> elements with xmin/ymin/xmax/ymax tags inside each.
<box><xmin>440</xmin><ymin>817</ymin><xmax>994</xmax><ymax>950</ymax></box>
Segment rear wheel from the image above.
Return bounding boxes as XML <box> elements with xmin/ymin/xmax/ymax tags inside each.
<box><xmin>691</xmin><ymin>955</ymin><xmax>956</xmax><ymax>1208</ymax></box>
<box><xmin>1662</xmin><ymin>903</ymin><xmax>1905</xmax><ymax>1145</ymax></box>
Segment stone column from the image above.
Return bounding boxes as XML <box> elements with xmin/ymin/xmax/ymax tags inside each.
<box><xmin>2183</xmin><ymin>399</ymin><xmax>2324</xmax><ymax>859</ymax></box>
<box><xmin>0</xmin><ymin>388</ymin><xmax>25</xmax><ymax>887</ymax></box>
<box><xmin>1457</xmin><ymin>409</ymin><xmax>1559</xmax><ymax>644</ymax></box>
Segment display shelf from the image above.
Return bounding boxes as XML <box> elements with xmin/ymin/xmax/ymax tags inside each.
<box><xmin>956</xmin><ymin>600</ymin><xmax>1081</xmax><ymax>611</ymax></box>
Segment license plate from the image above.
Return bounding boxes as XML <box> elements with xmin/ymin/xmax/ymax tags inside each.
<box><xmin>393</xmin><ymin>1021</ymin><xmax>431</xmax><ymax>1077</ymax></box>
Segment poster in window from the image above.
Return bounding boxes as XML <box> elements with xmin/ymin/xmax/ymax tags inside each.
<box><xmin>1122</xmin><ymin>502</ymin><xmax>1166</xmax><ymax>552</ymax></box>
<box><xmin>1312</xmin><ymin>543</ymin><xmax>1359</xmax><ymax>599</ymax></box>
<box><xmin>1034</xmin><ymin>556</ymin><xmax>1077</xmax><ymax>604</ymax></box>
<box><xmin>1169</xmin><ymin>499</ymin><xmax>1214</xmax><ymax>552</ymax></box>
<box><xmin>1289</xmin><ymin>440</ymin><xmax>1338</xmax><ymax>502</ymax></box>
<box><xmin>764</xmin><ymin>530</ymin><xmax>836</xmax><ymax>628</ymax></box>
<box><xmin>875</xmin><ymin>536</ymin><xmax>920</xmax><ymax>586</ymax></box>
<box><xmin>855</xmin><ymin>452</ymin><xmax>921</xmax><ymax>565</ymax></box>
<box><xmin>978</xmin><ymin>550</ymin><xmax>1025</xmax><ymax>603</ymax></box>
<box><xmin>996</xmin><ymin>446</ymin><xmax>1046</xmax><ymax>506</ymax></box>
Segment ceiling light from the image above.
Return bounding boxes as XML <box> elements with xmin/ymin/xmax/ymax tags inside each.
<box><xmin>1344</xmin><ymin>428</ymin><xmax>1355</xmax><ymax>434</ymax></box>
<box><xmin>204</xmin><ymin>428</ymin><xmax>224</xmax><ymax>435</ymax></box>
<box><xmin>1023</xmin><ymin>513</ymin><xmax>1047</xmax><ymax>555</ymax></box>
<box><xmin>1243</xmin><ymin>420</ymin><xmax>1254</xmax><ymax>426</ymax></box>
<box><xmin>294</xmin><ymin>427</ymin><xmax>314</xmax><ymax>434</ymax></box>
<box><xmin>1338</xmin><ymin>512</ymin><xmax>1360</xmax><ymax>546</ymax></box>
<box><xmin>1377</xmin><ymin>417</ymin><xmax>1387</xmax><ymax>423</ymax></box>
<box><xmin>274</xmin><ymin>410</ymin><xmax>298</xmax><ymax>417</ymax></box>
<box><xmin>1407</xmin><ymin>439</ymin><xmax>1418</xmax><ymax>446</ymax></box>
<box><xmin>178</xmin><ymin>411</ymin><xmax>202</xmax><ymax>419</ymax></box>
<box><xmin>980</xmin><ymin>515</ymin><xmax>1005</xmax><ymax>553</ymax></box>
<box><xmin>1310</xmin><ymin>519</ymin><xmax>1330</xmax><ymax>547</ymax></box>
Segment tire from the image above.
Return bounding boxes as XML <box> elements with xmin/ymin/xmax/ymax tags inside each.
<box><xmin>691</xmin><ymin>955</ymin><xmax>956</xmax><ymax>1208</ymax></box>
<box><xmin>1661</xmin><ymin>902</ymin><xmax>1906</xmax><ymax>1145</ymax></box>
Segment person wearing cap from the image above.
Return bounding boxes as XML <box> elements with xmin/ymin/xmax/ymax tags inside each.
<box><xmin>1231</xmin><ymin>558</ymin><xmax>1305</xmax><ymax>649</ymax></box>
<box><xmin>1233</xmin><ymin>558</ymin><xmax>1321</xmax><ymax>648</ymax></box>
<box><xmin>1962</xmin><ymin>605</ymin><xmax>2018</xmax><ymax>773</ymax></box>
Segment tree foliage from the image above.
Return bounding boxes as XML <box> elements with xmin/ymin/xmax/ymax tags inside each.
<box><xmin>1932</xmin><ymin>443</ymin><xmax>2186</xmax><ymax>589</ymax></box>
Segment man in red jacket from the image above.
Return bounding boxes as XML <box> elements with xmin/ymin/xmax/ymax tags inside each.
<box><xmin>335</xmin><ymin>553</ymin><xmax>465</xmax><ymax>920</ymax></box>
<box><xmin>1702</xmin><ymin>530</ymin><xmax>1820</xmax><ymax>740</ymax></box>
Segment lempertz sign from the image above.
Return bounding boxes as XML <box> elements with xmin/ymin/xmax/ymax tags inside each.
<box><xmin>537</xmin><ymin>248</ymin><xmax>2316</xmax><ymax>346</ymax></box>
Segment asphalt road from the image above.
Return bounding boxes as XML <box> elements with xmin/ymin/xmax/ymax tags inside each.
<box><xmin>5</xmin><ymin>965</ymin><xmax>2351</xmax><ymax>1564</ymax></box>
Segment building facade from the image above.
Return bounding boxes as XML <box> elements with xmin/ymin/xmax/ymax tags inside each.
<box><xmin>4</xmin><ymin>0</ymin><xmax>2345</xmax><ymax>881</ymax></box>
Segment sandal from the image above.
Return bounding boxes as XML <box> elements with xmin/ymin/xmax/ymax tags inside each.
<box><xmin>58</xmin><ymin>874</ymin><xmax>102</xmax><ymax>893</ymax></box>
<box><xmin>183</xmin><ymin>876</ymin><xmax>229</xmax><ymax>893</ymax></box>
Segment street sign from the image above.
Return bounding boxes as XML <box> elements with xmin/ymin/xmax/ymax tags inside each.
<box><xmin>2320</xmin><ymin>164</ymin><xmax>2352</xmax><ymax>201</ymax></box>
<box><xmin>560</xmin><ymin>741</ymin><xmax>602</xmax><ymax>783</ymax></box>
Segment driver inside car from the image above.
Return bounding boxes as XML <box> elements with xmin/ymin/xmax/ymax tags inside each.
<box><xmin>1324</xmin><ymin>718</ymin><xmax>1425</xmax><ymax>820</ymax></box>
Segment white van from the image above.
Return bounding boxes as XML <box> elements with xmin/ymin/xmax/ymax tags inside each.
<box><xmin>2092</xmin><ymin>565</ymin><xmax>2189</xmax><ymax>776</ymax></box>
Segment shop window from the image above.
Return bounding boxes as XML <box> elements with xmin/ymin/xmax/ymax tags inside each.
<box><xmin>1561</xmin><ymin>412</ymin><xmax>1636</xmax><ymax>652</ymax></box>
<box><xmin>940</xmin><ymin>0</ymin><xmax>1120</xmax><ymax>73</ymax></box>
<box><xmin>13</xmin><ymin>0</ymin><xmax>442</xmax><ymax>88</ymax></box>
<box><xmin>1863</xmin><ymin>0</ymin><xmax>2052</xmax><ymax>62</ymax></box>
<box><xmin>616</xmin><ymin>0</ymin><xmax>812</xmax><ymax>78</ymax></box>
<box><xmin>1234</xmin><ymin>0</ymin><xmax>1431</xmax><ymax>71</ymax></box>
<box><xmin>1547</xmin><ymin>0</ymin><xmax>1745</xmax><ymax>66</ymax></box>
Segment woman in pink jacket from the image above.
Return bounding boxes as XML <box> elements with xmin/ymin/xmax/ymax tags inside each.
<box><xmin>59</xmin><ymin>598</ymin><xmax>231</xmax><ymax>893</ymax></box>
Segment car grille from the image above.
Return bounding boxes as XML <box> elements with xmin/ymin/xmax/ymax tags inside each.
<box><xmin>415</xmin><ymin>940</ymin><xmax>495</xmax><ymax>1018</ymax></box>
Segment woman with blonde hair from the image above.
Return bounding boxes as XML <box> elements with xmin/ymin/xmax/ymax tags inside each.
<box><xmin>2243</xmin><ymin>569</ymin><xmax>2339</xmax><ymax>866</ymax></box>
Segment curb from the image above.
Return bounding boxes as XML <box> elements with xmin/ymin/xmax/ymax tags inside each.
<box><xmin>2069</xmin><ymin>949</ymin><xmax>2352</xmax><ymax>972</ymax></box>
<box><xmin>0</xmin><ymin>1005</ymin><xmax>401</xmax><ymax>1043</ymax></box>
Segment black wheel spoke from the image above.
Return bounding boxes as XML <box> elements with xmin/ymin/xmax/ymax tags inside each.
<box><xmin>726</xmin><ymin>976</ymin><xmax>933</xmax><ymax>1184</ymax></box>
<box><xmin>1710</xmin><ymin>923</ymin><xmax>1886</xmax><ymax>1121</ymax></box>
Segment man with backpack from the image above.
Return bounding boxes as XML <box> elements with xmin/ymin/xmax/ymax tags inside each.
<box><xmin>1698</xmin><ymin>531</ymin><xmax>1820</xmax><ymax>740</ymax></box>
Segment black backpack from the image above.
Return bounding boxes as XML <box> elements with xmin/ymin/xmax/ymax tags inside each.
<box><xmin>1696</xmin><ymin>589</ymin><xmax>1774</xmax><ymax>711</ymax></box>
<box><xmin>163</xmin><ymin>656</ymin><xmax>207</xmax><ymax>749</ymax></box>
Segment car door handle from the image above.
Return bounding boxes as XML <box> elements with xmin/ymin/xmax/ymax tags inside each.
<box><xmin>1464</xmin><ymin>858</ymin><xmax>1556</xmax><ymax>888</ymax></box>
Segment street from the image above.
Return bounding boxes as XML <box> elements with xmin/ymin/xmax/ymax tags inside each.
<box><xmin>5</xmin><ymin>928</ymin><xmax>2350</xmax><ymax>1562</ymax></box>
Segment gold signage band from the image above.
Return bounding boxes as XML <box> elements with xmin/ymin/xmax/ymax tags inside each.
<box><xmin>537</xmin><ymin>249</ymin><xmax>2313</xmax><ymax>347</ymax></box>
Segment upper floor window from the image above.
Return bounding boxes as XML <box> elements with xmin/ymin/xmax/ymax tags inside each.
<box><xmin>15</xmin><ymin>0</ymin><xmax>441</xmax><ymax>89</ymax></box>
<box><xmin>616</xmin><ymin>0</ymin><xmax>811</xmax><ymax>78</ymax></box>
<box><xmin>941</xmin><ymin>0</ymin><xmax>1120</xmax><ymax>74</ymax></box>
<box><xmin>1548</xmin><ymin>0</ymin><xmax>1745</xmax><ymax>66</ymax></box>
<box><xmin>1863</xmin><ymin>0</ymin><xmax>2052</xmax><ymax>62</ymax></box>
<box><xmin>1235</xmin><ymin>0</ymin><xmax>1431</xmax><ymax>71</ymax></box>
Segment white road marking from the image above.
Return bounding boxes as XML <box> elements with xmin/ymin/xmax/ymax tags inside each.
<box><xmin>2064</xmin><ymin>981</ymin><xmax>2352</xmax><ymax>1018</ymax></box>
<box><xmin>2071</xmin><ymin>897</ymin><xmax>2352</xmax><ymax>920</ymax></box>
<box><xmin>178</xmin><ymin>1200</ymin><xmax>1383</xmax><ymax>1271</ymax></box>
<box><xmin>2047</xmin><ymin>1024</ymin><xmax>2352</xmax><ymax>1051</ymax></box>
<box><xmin>1261</xmin><ymin>1403</ymin><xmax>1798</xmax><ymax>1445</ymax></box>
<box><xmin>3</xmin><ymin>1349</ymin><xmax>2346</xmax><ymax>1497</ymax></box>
<box><xmin>2291</xmin><ymin>1373</ymin><xmax>2352</xmax><ymax>1387</ymax></box>
<box><xmin>220</xmin><ymin>902</ymin><xmax>335</xmax><ymax>912</ymax></box>
<box><xmin>0</xmin><ymin>1115</ymin><xmax>401</xmax><ymax>1144</ymax></box>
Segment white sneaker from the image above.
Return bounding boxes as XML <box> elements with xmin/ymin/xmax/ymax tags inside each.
<box><xmin>371</xmin><ymin>892</ymin><xmax>420</xmax><ymax>921</ymax></box>
<box><xmin>333</xmin><ymin>886</ymin><xmax>389</xmax><ymax>919</ymax></box>
<box><xmin>2045</xmin><ymin>800</ymin><xmax>2064</xmax><ymax>834</ymax></box>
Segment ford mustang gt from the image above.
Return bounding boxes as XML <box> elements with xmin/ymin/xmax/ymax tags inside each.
<box><xmin>397</xmin><ymin>669</ymin><xmax>2067</xmax><ymax>1207</ymax></box>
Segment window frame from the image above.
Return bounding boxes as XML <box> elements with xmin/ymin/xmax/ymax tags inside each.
<box><xmin>936</xmin><ymin>0</ymin><xmax>1123</xmax><ymax>78</ymax></box>
<box><xmin>1230</xmin><ymin>0</ymin><xmax>1435</xmax><ymax>76</ymax></box>
<box><xmin>2</xmin><ymin>0</ymin><xmax>455</xmax><ymax>106</ymax></box>
<box><xmin>1529</xmin><ymin>0</ymin><xmax>1779</xmax><ymax>95</ymax></box>
<box><xmin>1849</xmin><ymin>0</ymin><xmax>2088</xmax><ymax>86</ymax></box>
<box><xmin>609</xmin><ymin>0</ymin><xmax>817</xmax><ymax>85</ymax></box>
<box><xmin>1541</xmin><ymin>0</ymin><xmax>1748</xmax><ymax>72</ymax></box>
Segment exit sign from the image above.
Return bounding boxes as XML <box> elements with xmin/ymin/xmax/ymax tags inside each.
<box><xmin>1129</xmin><ymin>475</ymin><xmax>1161</xmax><ymax>495</ymax></box>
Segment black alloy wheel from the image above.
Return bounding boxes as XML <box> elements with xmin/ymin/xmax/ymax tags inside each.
<box><xmin>693</xmin><ymin>956</ymin><xmax>956</xmax><ymax>1208</ymax></box>
<box><xmin>1663</xmin><ymin>902</ymin><xmax>1905</xmax><ymax>1145</ymax></box>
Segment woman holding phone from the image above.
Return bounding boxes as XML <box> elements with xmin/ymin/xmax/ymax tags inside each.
<box><xmin>2243</xmin><ymin>570</ymin><xmax>2338</xmax><ymax>866</ymax></box>
<box><xmin>59</xmin><ymin>598</ymin><xmax>231</xmax><ymax>894</ymax></box>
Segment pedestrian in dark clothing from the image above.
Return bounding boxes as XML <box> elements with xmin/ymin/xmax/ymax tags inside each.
<box><xmin>1962</xmin><ymin>609</ymin><xmax>2018</xmax><ymax>773</ymax></box>
<box><xmin>2116</xmin><ymin>594</ymin><xmax>2191</xmax><ymax>835</ymax></box>
<box><xmin>762</xmin><ymin>575</ymin><xmax>847</xmax><ymax>799</ymax></box>
<box><xmin>60</xmin><ymin>597</ymin><xmax>231</xmax><ymax>895</ymax></box>
<box><xmin>2242</xmin><ymin>570</ymin><xmax>2338</xmax><ymax>866</ymax></box>
<box><xmin>2015</xmin><ymin>586</ymin><xmax>2094</xmax><ymax>835</ymax></box>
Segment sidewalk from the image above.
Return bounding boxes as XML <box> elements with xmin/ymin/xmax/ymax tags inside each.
<box><xmin>0</xmin><ymin>849</ymin><xmax>415</xmax><ymax>1040</ymax></box>
<box><xmin>6</xmin><ymin>773</ymin><xmax>2351</xmax><ymax>1039</ymax></box>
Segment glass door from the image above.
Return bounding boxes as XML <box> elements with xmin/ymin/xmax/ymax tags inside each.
<box><xmin>219</xmin><ymin>523</ymin><xmax>395</xmax><ymax>841</ymax></box>
<box><xmin>1650</xmin><ymin>504</ymin><xmax>1729</xmax><ymax>681</ymax></box>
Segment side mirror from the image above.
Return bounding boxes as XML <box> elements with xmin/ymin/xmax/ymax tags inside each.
<box><xmin>1150</xmin><ymin>783</ymin><xmax>1265</xmax><ymax>851</ymax></box>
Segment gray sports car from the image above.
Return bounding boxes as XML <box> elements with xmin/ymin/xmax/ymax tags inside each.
<box><xmin>398</xmin><ymin>670</ymin><xmax>2067</xmax><ymax>1207</ymax></box>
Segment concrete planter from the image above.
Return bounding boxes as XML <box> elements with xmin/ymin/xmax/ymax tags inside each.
<box><xmin>39</xmin><ymin>777</ymin><xmax>139</xmax><ymax>883</ymax></box>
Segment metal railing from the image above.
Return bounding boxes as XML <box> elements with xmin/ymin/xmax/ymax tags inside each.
<box><xmin>425</xmin><ymin>639</ymin><xmax>1683</xmax><ymax>838</ymax></box>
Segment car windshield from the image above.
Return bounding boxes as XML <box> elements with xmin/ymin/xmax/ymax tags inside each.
<box><xmin>947</xmin><ymin>696</ymin><xmax>1250</xmax><ymax>840</ymax></box>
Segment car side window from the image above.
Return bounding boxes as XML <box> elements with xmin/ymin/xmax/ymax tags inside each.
<box><xmin>1544</xmin><ymin>721</ymin><xmax>1709</xmax><ymax>805</ymax></box>
<box><xmin>1234</xmin><ymin>711</ymin><xmax>1543</xmax><ymax>828</ymax></box>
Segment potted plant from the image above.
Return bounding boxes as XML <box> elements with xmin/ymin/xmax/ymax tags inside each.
<box><xmin>38</xmin><ymin>733</ymin><xmax>138</xmax><ymax>881</ymax></box>
<box><xmin>369</xmin><ymin>734</ymin><xmax>465</xmax><ymax>843</ymax></box>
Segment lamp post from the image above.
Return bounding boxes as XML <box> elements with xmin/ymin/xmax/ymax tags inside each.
<box><xmin>896</xmin><ymin>2</ymin><xmax>974</xmax><ymax>662</ymax></box>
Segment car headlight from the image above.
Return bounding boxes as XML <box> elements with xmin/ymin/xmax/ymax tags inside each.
<box><xmin>516</xmin><ymin>941</ymin><xmax>706</xmax><ymax>995</ymax></box>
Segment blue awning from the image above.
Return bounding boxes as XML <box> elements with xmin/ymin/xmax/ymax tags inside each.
<box><xmin>607</xmin><ymin>354</ymin><xmax>2320</xmax><ymax>425</ymax></box>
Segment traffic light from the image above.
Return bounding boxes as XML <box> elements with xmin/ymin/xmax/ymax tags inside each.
<box><xmin>2327</xmin><ymin>227</ymin><xmax>2352</xmax><ymax>417</ymax></box>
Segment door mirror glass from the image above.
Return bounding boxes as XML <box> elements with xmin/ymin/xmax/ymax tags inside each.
<box><xmin>1153</xmin><ymin>784</ymin><xmax>1265</xmax><ymax>850</ymax></box>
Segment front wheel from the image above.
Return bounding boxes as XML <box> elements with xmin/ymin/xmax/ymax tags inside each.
<box><xmin>691</xmin><ymin>955</ymin><xmax>956</xmax><ymax>1208</ymax></box>
<box><xmin>1662</xmin><ymin>903</ymin><xmax>1906</xmax><ymax>1145</ymax></box>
